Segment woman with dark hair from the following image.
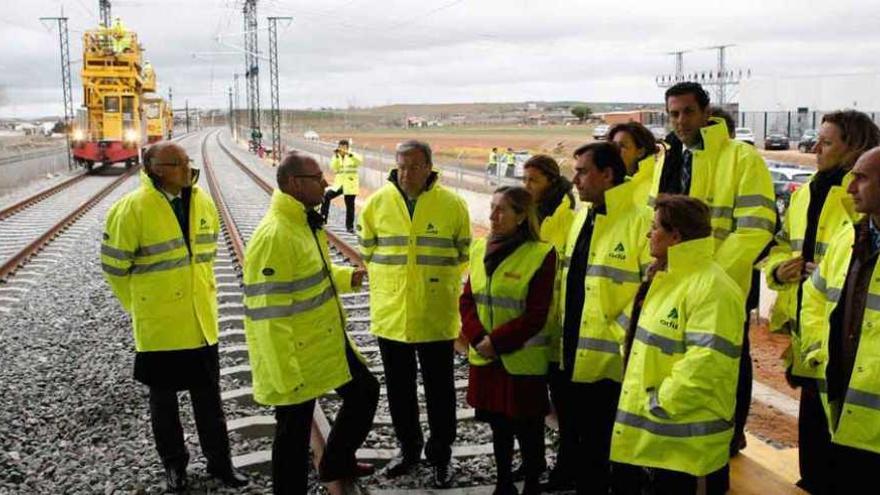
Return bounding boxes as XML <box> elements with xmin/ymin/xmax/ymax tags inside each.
<box><xmin>521</xmin><ymin>154</ymin><xmax>575</xmax><ymax>489</ymax></box>
<box><xmin>611</xmin><ymin>194</ymin><xmax>744</xmax><ymax>495</ymax></box>
<box><xmin>460</xmin><ymin>186</ymin><xmax>556</xmax><ymax>495</ymax></box>
<box><xmin>609</xmin><ymin>122</ymin><xmax>663</xmax><ymax>206</ymax></box>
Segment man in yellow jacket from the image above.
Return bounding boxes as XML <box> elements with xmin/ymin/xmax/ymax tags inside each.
<box><xmin>800</xmin><ymin>147</ymin><xmax>880</xmax><ymax>493</ymax></box>
<box><xmin>243</xmin><ymin>151</ymin><xmax>379</xmax><ymax>493</ymax></box>
<box><xmin>357</xmin><ymin>140</ymin><xmax>471</xmax><ymax>488</ymax></box>
<box><xmin>611</xmin><ymin>195</ymin><xmax>744</xmax><ymax>495</ymax></box>
<box><xmin>101</xmin><ymin>142</ymin><xmax>246</xmax><ymax>492</ymax></box>
<box><xmin>650</xmin><ymin>82</ymin><xmax>775</xmax><ymax>463</ymax></box>
<box><xmin>320</xmin><ymin>139</ymin><xmax>363</xmax><ymax>232</ymax></box>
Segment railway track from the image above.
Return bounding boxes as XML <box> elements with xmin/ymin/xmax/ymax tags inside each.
<box><xmin>201</xmin><ymin>129</ymin><xmax>546</xmax><ymax>494</ymax></box>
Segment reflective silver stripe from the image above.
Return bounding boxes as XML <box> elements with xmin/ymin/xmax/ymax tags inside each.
<box><xmin>473</xmin><ymin>293</ymin><xmax>525</xmax><ymax>311</ymax></box>
<box><xmin>562</xmin><ymin>257</ymin><xmax>571</xmax><ymax>268</ymax></box>
<box><xmin>709</xmin><ymin>206</ymin><xmax>733</xmax><ymax>219</ymax></box>
<box><xmin>358</xmin><ymin>236</ymin><xmax>377</xmax><ymax>248</ymax></box>
<box><xmin>416</xmin><ymin>255</ymin><xmax>459</xmax><ymax>266</ymax></box>
<box><xmin>194</xmin><ymin>233</ymin><xmax>218</xmax><ymax>244</ymax></box>
<box><xmin>376</xmin><ymin>236</ymin><xmax>409</xmax><ymax>247</ymax></box>
<box><xmin>790</xmin><ymin>239</ymin><xmax>804</xmax><ymax>251</ymax></box>
<box><xmin>803</xmin><ymin>340</ymin><xmax>821</xmax><ymax>355</ymax></box>
<box><xmin>817</xmin><ymin>379</ymin><xmax>828</xmax><ymax>394</ymax></box>
<box><xmin>615</xmin><ymin>410</ymin><xmax>733</xmax><ymax>437</ymax></box>
<box><xmin>586</xmin><ymin>264</ymin><xmax>641</xmax><ymax>284</ymax></box>
<box><xmin>811</xmin><ymin>271</ymin><xmax>842</xmax><ymax>303</ymax></box>
<box><xmin>416</xmin><ymin>236</ymin><xmax>455</xmax><ymax>248</ymax></box>
<box><xmin>647</xmin><ymin>196</ymin><xmax>656</xmax><ymax>207</ymax></box>
<box><xmin>456</xmin><ymin>238</ymin><xmax>472</xmax><ymax>249</ymax></box>
<box><xmin>634</xmin><ymin>326</ymin><xmax>684</xmax><ymax>355</ymax></box>
<box><xmin>578</xmin><ymin>337</ymin><xmax>621</xmax><ymax>354</ymax></box>
<box><xmin>616</xmin><ymin>312</ymin><xmax>631</xmax><ymax>330</ymax></box>
<box><xmin>685</xmin><ymin>332</ymin><xmax>741</xmax><ymax>358</ymax></box>
<box><xmin>775</xmin><ymin>229</ymin><xmax>790</xmax><ymax>244</ymax></box>
<box><xmin>244</xmin><ymin>269</ymin><xmax>327</xmax><ymax>296</ymax></box>
<box><xmin>648</xmin><ymin>388</ymin><xmax>671</xmax><ymax>419</ymax></box>
<box><xmin>245</xmin><ymin>286</ymin><xmax>335</xmax><ymax>321</ymax></box>
<box><xmin>135</xmin><ymin>237</ymin><xmax>186</xmax><ymax>256</ymax></box>
<box><xmin>101</xmin><ymin>244</ymin><xmax>134</xmax><ymax>261</ymax></box>
<box><xmin>368</xmin><ymin>254</ymin><xmax>408</xmax><ymax>265</ymax></box>
<box><xmin>713</xmin><ymin>228</ymin><xmax>730</xmax><ymax>240</ymax></box>
<box><xmin>735</xmin><ymin>195</ymin><xmax>776</xmax><ymax>211</ymax></box>
<box><xmin>845</xmin><ymin>388</ymin><xmax>880</xmax><ymax>411</ymax></box>
<box><xmin>735</xmin><ymin>216</ymin><xmax>775</xmax><ymax>233</ymax></box>
<box><xmin>129</xmin><ymin>256</ymin><xmax>190</xmax><ymax>274</ymax></box>
<box><xmin>524</xmin><ymin>334</ymin><xmax>549</xmax><ymax>347</ymax></box>
<box><xmin>816</xmin><ymin>242</ymin><xmax>829</xmax><ymax>256</ymax></box>
<box><xmin>101</xmin><ymin>263</ymin><xmax>129</xmax><ymax>276</ymax></box>
<box><xmin>866</xmin><ymin>293</ymin><xmax>880</xmax><ymax>311</ymax></box>
<box><xmin>194</xmin><ymin>252</ymin><xmax>215</xmax><ymax>263</ymax></box>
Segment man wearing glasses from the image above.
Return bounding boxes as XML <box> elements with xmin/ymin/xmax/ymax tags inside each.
<box><xmin>101</xmin><ymin>142</ymin><xmax>246</xmax><ymax>492</ymax></box>
<box><xmin>243</xmin><ymin>151</ymin><xmax>379</xmax><ymax>493</ymax></box>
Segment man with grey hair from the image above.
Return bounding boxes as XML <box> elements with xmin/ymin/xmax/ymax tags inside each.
<box><xmin>244</xmin><ymin>151</ymin><xmax>379</xmax><ymax>493</ymax></box>
<box><xmin>357</xmin><ymin>140</ymin><xmax>471</xmax><ymax>488</ymax></box>
<box><xmin>101</xmin><ymin>142</ymin><xmax>246</xmax><ymax>492</ymax></box>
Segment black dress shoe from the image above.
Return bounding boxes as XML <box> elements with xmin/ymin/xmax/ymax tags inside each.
<box><xmin>208</xmin><ymin>467</ymin><xmax>249</xmax><ymax>488</ymax></box>
<box><xmin>433</xmin><ymin>462</ymin><xmax>453</xmax><ymax>488</ymax></box>
<box><xmin>164</xmin><ymin>466</ymin><xmax>187</xmax><ymax>493</ymax></box>
<box><xmin>383</xmin><ymin>454</ymin><xmax>420</xmax><ymax>478</ymax></box>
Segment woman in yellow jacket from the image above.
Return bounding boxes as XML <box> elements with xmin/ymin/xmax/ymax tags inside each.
<box><xmin>611</xmin><ymin>195</ymin><xmax>744</xmax><ymax>495</ymax></box>
<box><xmin>609</xmin><ymin>122</ymin><xmax>663</xmax><ymax>207</ymax></box>
<box><xmin>520</xmin><ymin>154</ymin><xmax>575</xmax><ymax>488</ymax></box>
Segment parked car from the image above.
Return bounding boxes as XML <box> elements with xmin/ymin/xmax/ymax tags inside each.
<box><xmin>648</xmin><ymin>125</ymin><xmax>668</xmax><ymax>141</ymax></box>
<box><xmin>798</xmin><ymin>129</ymin><xmax>818</xmax><ymax>153</ymax></box>
<box><xmin>734</xmin><ymin>127</ymin><xmax>755</xmax><ymax>145</ymax></box>
<box><xmin>768</xmin><ymin>161</ymin><xmax>814</xmax><ymax>211</ymax></box>
<box><xmin>592</xmin><ymin>124</ymin><xmax>610</xmax><ymax>140</ymax></box>
<box><xmin>764</xmin><ymin>133</ymin><xmax>790</xmax><ymax>150</ymax></box>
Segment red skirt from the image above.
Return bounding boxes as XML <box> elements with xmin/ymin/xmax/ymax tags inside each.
<box><xmin>467</xmin><ymin>361</ymin><xmax>549</xmax><ymax>419</ymax></box>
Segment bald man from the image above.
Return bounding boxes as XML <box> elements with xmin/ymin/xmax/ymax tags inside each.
<box><xmin>800</xmin><ymin>146</ymin><xmax>880</xmax><ymax>492</ymax></box>
<box><xmin>101</xmin><ymin>142</ymin><xmax>246</xmax><ymax>492</ymax></box>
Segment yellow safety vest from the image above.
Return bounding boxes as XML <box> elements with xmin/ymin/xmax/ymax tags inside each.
<box><xmin>800</xmin><ymin>220</ymin><xmax>880</xmax><ymax>454</ymax></box>
<box><xmin>468</xmin><ymin>238</ymin><xmax>554</xmax><ymax>375</ymax></box>
<box><xmin>630</xmin><ymin>152</ymin><xmax>661</xmax><ymax>208</ymax></box>
<box><xmin>610</xmin><ymin>236</ymin><xmax>745</xmax><ymax>476</ymax></box>
<box><xmin>358</xmin><ymin>172</ymin><xmax>471</xmax><ymax>343</ymax></box>
<box><xmin>540</xmin><ymin>195</ymin><xmax>576</xmax><ymax>363</ymax></box>
<box><xmin>561</xmin><ymin>180</ymin><xmax>653</xmax><ymax>382</ymax></box>
<box><xmin>243</xmin><ymin>190</ymin><xmax>362</xmax><ymax>406</ymax></box>
<box><xmin>101</xmin><ymin>171</ymin><xmax>220</xmax><ymax>352</ymax></box>
<box><xmin>763</xmin><ymin>171</ymin><xmax>857</xmax><ymax>377</ymax></box>
<box><xmin>649</xmin><ymin>117</ymin><xmax>776</xmax><ymax>294</ymax></box>
<box><xmin>330</xmin><ymin>152</ymin><xmax>363</xmax><ymax>195</ymax></box>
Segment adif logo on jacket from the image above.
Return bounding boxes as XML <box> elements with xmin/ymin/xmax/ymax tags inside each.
<box><xmin>425</xmin><ymin>223</ymin><xmax>438</xmax><ymax>234</ymax></box>
<box><xmin>200</xmin><ymin>218</ymin><xmax>209</xmax><ymax>230</ymax></box>
<box><xmin>609</xmin><ymin>241</ymin><xmax>627</xmax><ymax>261</ymax></box>
<box><xmin>660</xmin><ymin>307</ymin><xmax>679</xmax><ymax>329</ymax></box>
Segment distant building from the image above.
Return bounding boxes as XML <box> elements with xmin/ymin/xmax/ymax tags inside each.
<box><xmin>739</xmin><ymin>73</ymin><xmax>880</xmax><ymax>113</ymax></box>
<box><xmin>596</xmin><ymin>110</ymin><xmax>665</xmax><ymax>126</ymax></box>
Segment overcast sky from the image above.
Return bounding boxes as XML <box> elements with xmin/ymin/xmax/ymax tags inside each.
<box><xmin>2</xmin><ymin>0</ymin><xmax>879</xmax><ymax>118</ymax></box>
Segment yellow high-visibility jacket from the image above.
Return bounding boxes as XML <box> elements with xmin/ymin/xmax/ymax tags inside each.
<box><xmin>800</xmin><ymin>219</ymin><xmax>880</xmax><ymax>454</ymax></box>
<box><xmin>330</xmin><ymin>151</ymin><xmax>363</xmax><ymax>195</ymax></box>
<box><xmin>358</xmin><ymin>171</ymin><xmax>471</xmax><ymax>343</ymax></box>
<box><xmin>763</xmin><ymin>171</ymin><xmax>857</xmax><ymax>377</ymax></box>
<box><xmin>561</xmin><ymin>179</ymin><xmax>653</xmax><ymax>382</ymax></box>
<box><xmin>540</xmin><ymin>195</ymin><xmax>576</xmax><ymax>363</ymax></box>
<box><xmin>101</xmin><ymin>171</ymin><xmax>220</xmax><ymax>351</ymax></box>
<box><xmin>468</xmin><ymin>238</ymin><xmax>554</xmax><ymax>375</ymax></box>
<box><xmin>649</xmin><ymin>117</ymin><xmax>776</xmax><ymax>295</ymax></box>
<box><xmin>243</xmin><ymin>190</ymin><xmax>361</xmax><ymax>406</ymax></box>
<box><xmin>610</xmin><ymin>236</ymin><xmax>744</xmax><ymax>476</ymax></box>
<box><xmin>631</xmin><ymin>152</ymin><xmax>661</xmax><ymax>208</ymax></box>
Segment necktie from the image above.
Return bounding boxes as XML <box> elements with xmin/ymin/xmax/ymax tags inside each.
<box><xmin>681</xmin><ymin>149</ymin><xmax>693</xmax><ymax>194</ymax></box>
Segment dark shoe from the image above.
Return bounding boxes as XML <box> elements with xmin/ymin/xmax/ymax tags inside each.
<box><xmin>433</xmin><ymin>463</ymin><xmax>453</xmax><ymax>488</ymax></box>
<box><xmin>383</xmin><ymin>454</ymin><xmax>420</xmax><ymax>478</ymax></box>
<box><xmin>729</xmin><ymin>434</ymin><xmax>747</xmax><ymax>457</ymax></box>
<box><xmin>164</xmin><ymin>466</ymin><xmax>187</xmax><ymax>493</ymax></box>
<box><xmin>208</xmin><ymin>467</ymin><xmax>248</xmax><ymax>488</ymax></box>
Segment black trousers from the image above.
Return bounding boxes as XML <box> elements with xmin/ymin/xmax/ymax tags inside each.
<box><xmin>733</xmin><ymin>316</ymin><xmax>753</xmax><ymax>450</ymax></box>
<box><xmin>612</xmin><ymin>462</ymin><xmax>729</xmax><ymax>495</ymax></box>
<box><xmin>547</xmin><ymin>362</ymin><xmax>576</xmax><ymax>480</ymax></box>
<box><xmin>148</xmin><ymin>379</ymin><xmax>232</xmax><ymax>473</ymax></box>
<box><xmin>798</xmin><ymin>378</ymin><xmax>833</xmax><ymax>493</ymax></box>
<box><xmin>271</xmin><ymin>343</ymin><xmax>379</xmax><ymax>494</ymax></box>
<box><xmin>829</xmin><ymin>442</ymin><xmax>880</xmax><ymax>494</ymax></box>
<box><xmin>570</xmin><ymin>379</ymin><xmax>620</xmax><ymax>495</ymax></box>
<box><xmin>485</xmin><ymin>412</ymin><xmax>545</xmax><ymax>486</ymax></box>
<box><xmin>320</xmin><ymin>187</ymin><xmax>356</xmax><ymax>231</ymax></box>
<box><xmin>377</xmin><ymin>337</ymin><xmax>457</xmax><ymax>465</ymax></box>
